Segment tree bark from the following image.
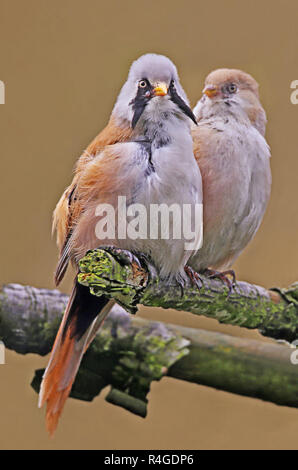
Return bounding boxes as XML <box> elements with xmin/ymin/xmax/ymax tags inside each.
<box><xmin>0</xmin><ymin>280</ymin><xmax>297</xmax><ymax>417</ymax></box>
<box><xmin>78</xmin><ymin>248</ymin><xmax>298</xmax><ymax>342</ymax></box>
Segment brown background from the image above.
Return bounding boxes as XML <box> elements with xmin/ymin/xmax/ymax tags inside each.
<box><xmin>0</xmin><ymin>0</ymin><xmax>298</xmax><ymax>450</ymax></box>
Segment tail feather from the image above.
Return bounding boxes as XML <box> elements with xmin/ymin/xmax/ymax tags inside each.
<box><xmin>38</xmin><ymin>282</ymin><xmax>114</xmax><ymax>435</ymax></box>
<box><xmin>83</xmin><ymin>300</ymin><xmax>115</xmax><ymax>353</ymax></box>
<box><xmin>54</xmin><ymin>234</ymin><xmax>72</xmax><ymax>286</ymax></box>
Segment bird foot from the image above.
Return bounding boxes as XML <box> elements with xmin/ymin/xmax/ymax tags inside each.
<box><xmin>184</xmin><ymin>265</ymin><xmax>204</xmax><ymax>291</ymax></box>
<box><xmin>97</xmin><ymin>245</ymin><xmax>153</xmax><ymax>276</ymax></box>
<box><xmin>204</xmin><ymin>268</ymin><xmax>236</xmax><ymax>295</ymax></box>
<box><xmin>97</xmin><ymin>245</ymin><xmax>144</xmax><ymax>270</ymax></box>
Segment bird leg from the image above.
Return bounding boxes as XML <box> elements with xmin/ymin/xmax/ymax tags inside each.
<box><xmin>184</xmin><ymin>265</ymin><xmax>204</xmax><ymax>291</ymax></box>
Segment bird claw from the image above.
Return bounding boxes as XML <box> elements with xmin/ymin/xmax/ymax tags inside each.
<box><xmin>98</xmin><ymin>245</ymin><xmax>143</xmax><ymax>270</ymax></box>
<box><xmin>204</xmin><ymin>268</ymin><xmax>236</xmax><ymax>296</ymax></box>
<box><xmin>184</xmin><ymin>265</ymin><xmax>204</xmax><ymax>291</ymax></box>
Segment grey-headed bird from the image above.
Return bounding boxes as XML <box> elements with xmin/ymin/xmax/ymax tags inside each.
<box><xmin>39</xmin><ymin>54</ymin><xmax>202</xmax><ymax>434</ymax></box>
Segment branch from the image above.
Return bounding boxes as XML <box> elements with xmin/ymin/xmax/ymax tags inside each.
<box><xmin>0</xmin><ymin>282</ymin><xmax>297</xmax><ymax>417</ymax></box>
<box><xmin>0</xmin><ymin>283</ymin><xmax>66</xmax><ymax>355</ymax></box>
<box><xmin>78</xmin><ymin>248</ymin><xmax>298</xmax><ymax>342</ymax></box>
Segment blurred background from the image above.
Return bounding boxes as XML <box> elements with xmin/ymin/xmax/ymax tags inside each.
<box><xmin>0</xmin><ymin>0</ymin><xmax>297</xmax><ymax>450</ymax></box>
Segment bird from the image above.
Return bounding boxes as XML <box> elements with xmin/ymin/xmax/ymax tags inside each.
<box><xmin>38</xmin><ymin>53</ymin><xmax>203</xmax><ymax>434</ymax></box>
<box><xmin>189</xmin><ymin>68</ymin><xmax>271</xmax><ymax>282</ymax></box>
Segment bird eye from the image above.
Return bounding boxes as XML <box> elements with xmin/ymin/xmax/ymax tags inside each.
<box><xmin>139</xmin><ymin>80</ymin><xmax>147</xmax><ymax>88</ymax></box>
<box><xmin>227</xmin><ymin>83</ymin><xmax>237</xmax><ymax>94</ymax></box>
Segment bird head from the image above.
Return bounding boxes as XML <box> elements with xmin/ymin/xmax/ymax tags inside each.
<box><xmin>194</xmin><ymin>68</ymin><xmax>267</xmax><ymax>135</ymax></box>
<box><xmin>112</xmin><ymin>53</ymin><xmax>197</xmax><ymax>129</ymax></box>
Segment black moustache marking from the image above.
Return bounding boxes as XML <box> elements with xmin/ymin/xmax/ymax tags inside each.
<box><xmin>130</xmin><ymin>80</ymin><xmax>198</xmax><ymax>128</ymax></box>
<box><xmin>169</xmin><ymin>85</ymin><xmax>197</xmax><ymax>125</ymax></box>
<box><xmin>131</xmin><ymin>99</ymin><xmax>148</xmax><ymax>128</ymax></box>
<box><xmin>130</xmin><ymin>79</ymin><xmax>153</xmax><ymax>129</ymax></box>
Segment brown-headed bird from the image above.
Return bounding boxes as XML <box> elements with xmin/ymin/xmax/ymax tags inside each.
<box><xmin>189</xmin><ymin>68</ymin><xmax>271</xmax><ymax>280</ymax></box>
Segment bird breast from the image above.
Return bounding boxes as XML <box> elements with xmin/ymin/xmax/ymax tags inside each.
<box><xmin>122</xmin><ymin>133</ymin><xmax>203</xmax><ymax>278</ymax></box>
<box><xmin>190</xmin><ymin>118</ymin><xmax>271</xmax><ymax>272</ymax></box>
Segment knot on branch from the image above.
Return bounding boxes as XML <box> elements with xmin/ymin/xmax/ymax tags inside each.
<box><xmin>271</xmin><ymin>282</ymin><xmax>298</xmax><ymax>306</ymax></box>
<box><xmin>78</xmin><ymin>248</ymin><xmax>148</xmax><ymax>314</ymax></box>
<box><xmin>263</xmin><ymin>283</ymin><xmax>298</xmax><ymax>342</ymax></box>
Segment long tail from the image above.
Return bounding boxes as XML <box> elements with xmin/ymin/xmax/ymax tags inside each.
<box><xmin>38</xmin><ymin>281</ymin><xmax>115</xmax><ymax>435</ymax></box>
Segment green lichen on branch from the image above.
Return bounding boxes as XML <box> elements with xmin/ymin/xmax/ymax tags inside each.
<box><xmin>0</xmin><ymin>284</ymin><xmax>65</xmax><ymax>354</ymax></box>
<box><xmin>31</xmin><ymin>306</ymin><xmax>298</xmax><ymax>414</ymax></box>
<box><xmin>31</xmin><ymin>308</ymin><xmax>189</xmax><ymax>417</ymax></box>
<box><xmin>79</xmin><ymin>249</ymin><xmax>148</xmax><ymax>314</ymax></box>
<box><xmin>1</xmin><ymin>283</ymin><xmax>297</xmax><ymax>416</ymax></box>
<box><xmin>77</xmin><ymin>248</ymin><xmax>298</xmax><ymax>342</ymax></box>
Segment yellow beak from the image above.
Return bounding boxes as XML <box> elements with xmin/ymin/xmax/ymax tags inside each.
<box><xmin>153</xmin><ymin>82</ymin><xmax>168</xmax><ymax>96</ymax></box>
<box><xmin>203</xmin><ymin>85</ymin><xmax>218</xmax><ymax>98</ymax></box>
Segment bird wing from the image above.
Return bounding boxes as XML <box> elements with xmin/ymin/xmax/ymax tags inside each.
<box><xmin>53</xmin><ymin>118</ymin><xmax>132</xmax><ymax>285</ymax></box>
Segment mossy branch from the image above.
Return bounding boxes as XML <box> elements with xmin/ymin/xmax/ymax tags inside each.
<box><xmin>0</xmin><ymin>283</ymin><xmax>297</xmax><ymax>416</ymax></box>
<box><xmin>78</xmin><ymin>248</ymin><xmax>298</xmax><ymax>343</ymax></box>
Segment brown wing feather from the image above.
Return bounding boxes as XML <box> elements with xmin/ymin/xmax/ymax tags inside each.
<box><xmin>53</xmin><ymin>117</ymin><xmax>132</xmax><ymax>285</ymax></box>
